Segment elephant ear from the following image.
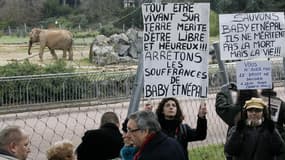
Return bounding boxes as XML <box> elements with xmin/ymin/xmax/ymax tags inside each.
<box><xmin>31</xmin><ymin>28</ymin><xmax>41</xmax><ymax>41</ymax></box>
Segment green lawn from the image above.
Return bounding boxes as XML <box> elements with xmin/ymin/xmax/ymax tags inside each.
<box><xmin>0</xmin><ymin>36</ymin><xmax>94</xmax><ymax>45</ymax></box>
<box><xmin>189</xmin><ymin>144</ymin><xmax>225</xmax><ymax>160</ymax></box>
<box><xmin>0</xmin><ymin>36</ymin><xmax>29</xmax><ymax>44</ymax></box>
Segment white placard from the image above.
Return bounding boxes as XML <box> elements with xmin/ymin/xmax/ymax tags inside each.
<box><xmin>236</xmin><ymin>60</ymin><xmax>272</xmax><ymax>90</ymax></box>
<box><xmin>142</xmin><ymin>3</ymin><xmax>210</xmax><ymax>98</ymax></box>
<box><xmin>262</xmin><ymin>96</ymin><xmax>282</xmax><ymax>122</ymax></box>
<box><xmin>219</xmin><ymin>12</ymin><xmax>285</xmax><ymax>60</ymax></box>
<box><xmin>270</xmin><ymin>98</ymin><xmax>282</xmax><ymax>122</ymax></box>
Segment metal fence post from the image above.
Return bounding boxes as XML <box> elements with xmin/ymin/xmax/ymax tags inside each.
<box><xmin>213</xmin><ymin>42</ymin><xmax>233</xmax><ymax>104</ymax></box>
<box><xmin>283</xmin><ymin>57</ymin><xmax>285</xmax><ymax>87</ymax></box>
<box><xmin>127</xmin><ymin>53</ymin><xmax>144</xmax><ymax>115</ymax></box>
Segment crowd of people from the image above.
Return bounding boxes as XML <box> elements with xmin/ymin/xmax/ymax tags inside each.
<box><xmin>0</xmin><ymin>86</ymin><xmax>285</xmax><ymax>160</ymax></box>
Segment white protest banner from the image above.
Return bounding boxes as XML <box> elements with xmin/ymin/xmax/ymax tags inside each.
<box><xmin>236</xmin><ymin>60</ymin><xmax>272</xmax><ymax>90</ymax></box>
<box><xmin>219</xmin><ymin>12</ymin><xmax>285</xmax><ymax>60</ymax></box>
<box><xmin>142</xmin><ymin>3</ymin><xmax>209</xmax><ymax>98</ymax></box>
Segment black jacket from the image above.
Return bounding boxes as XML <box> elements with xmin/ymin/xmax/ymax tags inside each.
<box><xmin>137</xmin><ymin>131</ymin><xmax>187</xmax><ymax>160</ymax></box>
<box><xmin>159</xmin><ymin>117</ymin><xmax>207</xmax><ymax>160</ymax></box>
<box><xmin>76</xmin><ymin>123</ymin><xmax>124</xmax><ymax>160</ymax></box>
<box><xmin>215</xmin><ymin>90</ymin><xmax>241</xmax><ymax>127</ymax></box>
<box><xmin>225</xmin><ymin>122</ymin><xmax>284</xmax><ymax>160</ymax></box>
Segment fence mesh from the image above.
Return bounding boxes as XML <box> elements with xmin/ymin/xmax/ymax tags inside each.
<box><xmin>0</xmin><ymin>60</ymin><xmax>284</xmax><ymax>160</ymax></box>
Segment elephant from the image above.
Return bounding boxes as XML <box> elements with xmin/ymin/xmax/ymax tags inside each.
<box><xmin>28</xmin><ymin>28</ymin><xmax>74</xmax><ymax>61</ymax></box>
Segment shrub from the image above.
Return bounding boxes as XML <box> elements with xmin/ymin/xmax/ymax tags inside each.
<box><xmin>99</xmin><ymin>24</ymin><xmax>122</xmax><ymax>37</ymax></box>
<box><xmin>0</xmin><ymin>60</ymin><xmax>42</xmax><ymax>76</ymax></box>
<box><xmin>44</xmin><ymin>59</ymin><xmax>74</xmax><ymax>73</ymax></box>
<box><xmin>73</xmin><ymin>31</ymin><xmax>99</xmax><ymax>38</ymax></box>
<box><xmin>210</xmin><ymin>10</ymin><xmax>219</xmax><ymax>37</ymax></box>
<box><xmin>0</xmin><ymin>60</ymin><xmax>135</xmax><ymax>106</ymax></box>
<box><xmin>0</xmin><ymin>60</ymin><xmax>79</xmax><ymax>105</ymax></box>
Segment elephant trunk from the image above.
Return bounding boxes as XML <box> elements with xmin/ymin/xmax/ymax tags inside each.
<box><xmin>28</xmin><ymin>40</ymin><xmax>33</xmax><ymax>55</ymax></box>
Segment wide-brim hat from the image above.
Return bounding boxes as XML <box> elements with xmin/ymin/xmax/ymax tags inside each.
<box><xmin>244</xmin><ymin>97</ymin><xmax>267</xmax><ymax>110</ymax></box>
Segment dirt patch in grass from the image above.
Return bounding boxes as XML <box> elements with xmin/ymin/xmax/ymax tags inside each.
<box><xmin>0</xmin><ymin>44</ymin><xmax>137</xmax><ymax>72</ymax></box>
<box><xmin>0</xmin><ymin>44</ymin><xmax>89</xmax><ymax>64</ymax></box>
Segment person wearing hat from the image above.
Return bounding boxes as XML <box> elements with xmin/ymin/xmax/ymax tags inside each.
<box><xmin>225</xmin><ymin>97</ymin><xmax>285</xmax><ymax>160</ymax></box>
<box><xmin>215</xmin><ymin>82</ymin><xmax>259</xmax><ymax>160</ymax></box>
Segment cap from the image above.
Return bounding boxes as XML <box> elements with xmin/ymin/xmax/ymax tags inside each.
<box><xmin>243</xmin><ymin>97</ymin><xmax>267</xmax><ymax>110</ymax></box>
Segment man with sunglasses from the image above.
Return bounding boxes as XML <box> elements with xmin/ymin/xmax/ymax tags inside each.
<box><xmin>127</xmin><ymin>110</ymin><xmax>186</xmax><ymax>160</ymax></box>
<box><xmin>225</xmin><ymin>97</ymin><xmax>284</xmax><ymax>160</ymax></box>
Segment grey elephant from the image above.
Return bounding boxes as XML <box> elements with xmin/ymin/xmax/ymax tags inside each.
<box><xmin>28</xmin><ymin>28</ymin><xmax>74</xmax><ymax>61</ymax></box>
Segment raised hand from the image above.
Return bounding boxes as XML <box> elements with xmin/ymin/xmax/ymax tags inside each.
<box><xmin>198</xmin><ymin>102</ymin><xmax>207</xmax><ymax>118</ymax></box>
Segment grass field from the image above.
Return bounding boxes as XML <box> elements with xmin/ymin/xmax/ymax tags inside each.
<box><xmin>0</xmin><ymin>35</ymin><xmax>94</xmax><ymax>45</ymax></box>
<box><xmin>189</xmin><ymin>144</ymin><xmax>225</xmax><ymax>160</ymax></box>
<box><xmin>0</xmin><ymin>36</ymin><xmax>29</xmax><ymax>43</ymax></box>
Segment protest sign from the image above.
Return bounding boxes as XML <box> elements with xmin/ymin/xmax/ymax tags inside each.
<box><xmin>142</xmin><ymin>3</ymin><xmax>209</xmax><ymax>98</ymax></box>
<box><xmin>261</xmin><ymin>96</ymin><xmax>282</xmax><ymax>122</ymax></box>
<box><xmin>219</xmin><ymin>12</ymin><xmax>285</xmax><ymax>60</ymax></box>
<box><xmin>269</xmin><ymin>98</ymin><xmax>282</xmax><ymax>122</ymax></box>
<box><xmin>236</xmin><ymin>60</ymin><xmax>272</xmax><ymax>90</ymax></box>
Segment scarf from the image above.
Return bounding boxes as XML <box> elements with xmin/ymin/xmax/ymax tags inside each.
<box><xmin>159</xmin><ymin>118</ymin><xmax>180</xmax><ymax>137</ymax></box>
<box><xmin>133</xmin><ymin>133</ymin><xmax>156</xmax><ymax>160</ymax></box>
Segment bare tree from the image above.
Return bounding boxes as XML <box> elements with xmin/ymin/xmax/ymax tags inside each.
<box><xmin>80</xmin><ymin>0</ymin><xmax>123</xmax><ymax>23</ymax></box>
<box><xmin>0</xmin><ymin>0</ymin><xmax>45</xmax><ymax>25</ymax></box>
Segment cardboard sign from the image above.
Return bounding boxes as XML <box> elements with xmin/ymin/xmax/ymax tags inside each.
<box><xmin>270</xmin><ymin>98</ymin><xmax>282</xmax><ymax>122</ymax></box>
<box><xmin>219</xmin><ymin>12</ymin><xmax>285</xmax><ymax>60</ymax></box>
<box><xmin>142</xmin><ymin>3</ymin><xmax>210</xmax><ymax>98</ymax></box>
<box><xmin>236</xmin><ymin>60</ymin><xmax>272</xmax><ymax>90</ymax></box>
<box><xmin>262</xmin><ymin>96</ymin><xmax>282</xmax><ymax>122</ymax></box>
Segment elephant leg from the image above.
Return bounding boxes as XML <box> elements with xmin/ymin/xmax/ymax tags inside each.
<box><xmin>39</xmin><ymin>46</ymin><xmax>45</xmax><ymax>62</ymax></box>
<box><xmin>63</xmin><ymin>50</ymin><xmax>67</xmax><ymax>59</ymax></box>
<box><xmin>68</xmin><ymin>47</ymin><xmax>73</xmax><ymax>61</ymax></box>
<box><xmin>49</xmin><ymin>48</ymin><xmax>58</xmax><ymax>60</ymax></box>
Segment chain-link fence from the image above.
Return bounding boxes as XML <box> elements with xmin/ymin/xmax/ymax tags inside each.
<box><xmin>0</xmin><ymin>60</ymin><xmax>285</xmax><ymax>160</ymax></box>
